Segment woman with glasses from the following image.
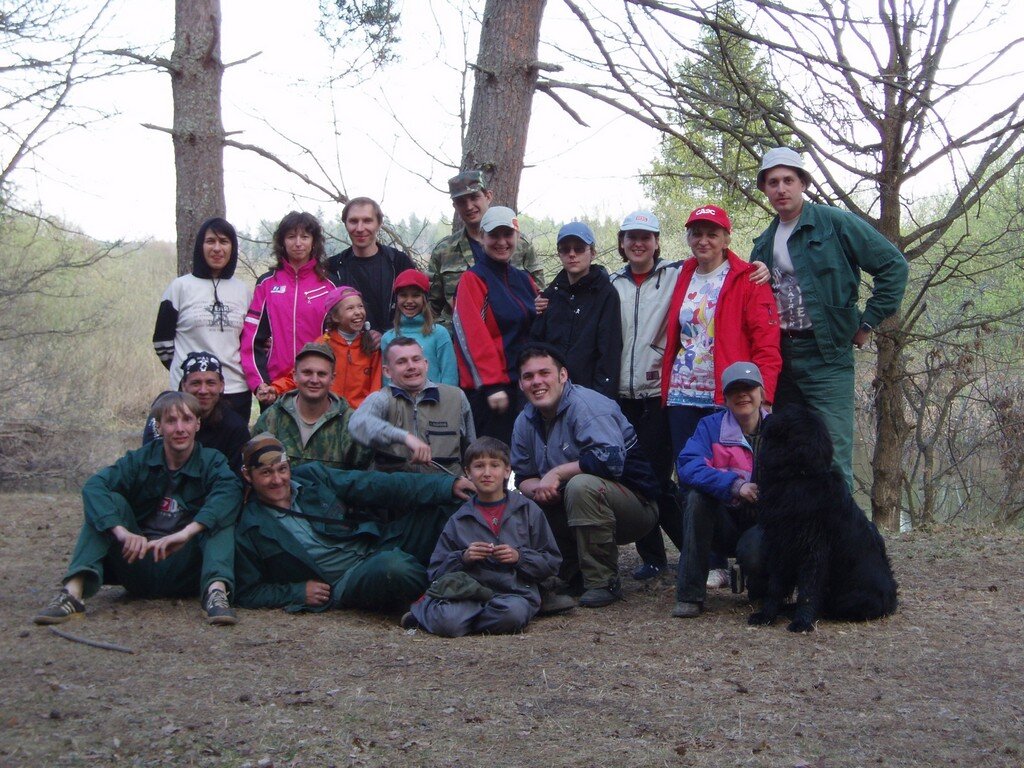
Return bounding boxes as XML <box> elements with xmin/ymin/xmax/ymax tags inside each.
<box><xmin>529</xmin><ymin>222</ymin><xmax>621</xmax><ymax>398</ymax></box>
<box><xmin>153</xmin><ymin>217</ymin><xmax>254</xmax><ymax>422</ymax></box>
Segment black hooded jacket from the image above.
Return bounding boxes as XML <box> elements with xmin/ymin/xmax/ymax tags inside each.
<box><xmin>530</xmin><ymin>265</ymin><xmax>622</xmax><ymax>398</ymax></box>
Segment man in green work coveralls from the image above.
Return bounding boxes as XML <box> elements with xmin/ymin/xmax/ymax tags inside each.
<box><xmin>34</xmin><ymin>391</ymin><xmax>242</xmax><ymax>626</ymax></box>
<box><xmin>234</xmin><ymin>433</ymin><xmax>474</xmax><ymax>613</ymax></box>
<box><xmin>750</xmin><ymin>147</ymin><xmax>908</xmax><ymax>488</ymax></box>
<box><xmin>428</xmin><ymin>169</ymin><xmax>545</xmax><ymax>329</ymax></box>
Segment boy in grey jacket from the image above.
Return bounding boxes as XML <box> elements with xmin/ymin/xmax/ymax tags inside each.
<box><xmin>404</xmin><ymin>437</ymin><xmax>561</xmax><ymax>636</ymax></box>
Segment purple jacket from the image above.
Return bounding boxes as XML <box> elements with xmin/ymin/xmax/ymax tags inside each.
<box><xmin>677</xmin><ymin>408</ymin><xmax>767</xmax><ymax>504</ymax></box>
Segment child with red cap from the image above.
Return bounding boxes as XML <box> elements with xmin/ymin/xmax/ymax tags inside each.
<box><xmin>381</xmin><ymin>269</ymin><xmax>458</xmax><ymax>386</ymax></box>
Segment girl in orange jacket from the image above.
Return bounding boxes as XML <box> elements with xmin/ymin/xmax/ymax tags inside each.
<box><xmin>269</xmin><ymin>286</ymin><xmax>382</xmax><ymax>408</ymax></box>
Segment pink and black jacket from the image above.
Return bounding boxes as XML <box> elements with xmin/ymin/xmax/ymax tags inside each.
<box><xmin>677</xmin><ymin>408</ymin><xmax>769</xmax><ymax>505</ymax></box>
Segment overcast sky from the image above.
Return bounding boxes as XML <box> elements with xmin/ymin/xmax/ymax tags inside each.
<box><xmin>16</xmin><ymin>1</ymin><xmax>1024</xmax><ymax>245</ymax></box>
<box><xmin>24</xmin><ymin>0</ymin><xmax>656</xmax><ymax>243</ymax></box>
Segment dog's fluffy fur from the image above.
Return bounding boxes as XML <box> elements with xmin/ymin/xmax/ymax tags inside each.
<box><xmin>748</xmin><ymin>405</ymin><xmax>898</xmax><ymax>633</ymax></box>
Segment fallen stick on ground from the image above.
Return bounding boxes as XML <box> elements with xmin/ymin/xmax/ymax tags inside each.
<box><xmin>48</xmin><ymin>627</ymin><xmax>134</xmax><ymax>654</ymax></box>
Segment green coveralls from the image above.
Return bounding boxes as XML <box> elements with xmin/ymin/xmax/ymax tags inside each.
<box><xmin>750</xmin><ymin>203</ymin><xmax>908</xmax><ymax>488</ymax></box>
<box><xmin>234</xmin><ymin>463</ymin><xmax>457</xmax><ymax>612</ymax></box>
<box><xmin>64</xmin><ymin>441</ymin><xmax>242</xmax><ymax>599</ymax></box>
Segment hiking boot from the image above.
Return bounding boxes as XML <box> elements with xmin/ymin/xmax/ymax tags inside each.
<box><xmin>630</xmin><ymin>562</ymin><xmax>665</xmax><ymax>581</ymax></box>
<box><xmin>671</xmin><ymin>601</ymin><xmax>702</xmax><ymax>618</ymax></box>
<box><xmin>34</xmin><ymin>590</ymin><xmax>85</xmax><ymax>625</ymax></box>
<box><xmin>706</xmin><ymin>568</ymin><xmax>730</xmax><ymax>589</ymax></box>
<box><xmin>399</xmin><ymin>612</ymin><xmax>420</xmax><ymax>629</ymax></box>
<box><xmin>203</xmin><ymin>588</ymin><xmax>237</xmax><ymax>626</ymax></box>
<box><xmin>538</xmin><ymin>589</ymin><xmax>576</xmax><ymax>616</ymax></box>
<box><xmin>579</xmin><ymin>580</ymin><xmax>623</xmax><ymax>608</ymax></box>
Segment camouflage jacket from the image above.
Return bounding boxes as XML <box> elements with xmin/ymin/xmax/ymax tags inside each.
<box><xmin>428</xmin><ymin>228</ymin><xmax>545</xmax><ymax>329</ymax></box>
<box><xmin>253</xmin><ymin>392</ymin><xmax>373</xmax><ymax>471</ymax></box>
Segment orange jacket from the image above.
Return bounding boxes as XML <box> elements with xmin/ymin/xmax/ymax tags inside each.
<box><xmin>270</xmin><ymin>331</ymin><xmax>383</xmax><ymax>408</ymax></box>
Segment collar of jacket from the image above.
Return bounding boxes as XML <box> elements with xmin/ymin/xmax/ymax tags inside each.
<box><xmin>280</xmin><ymin>391</ymin><xmax>348</xmax><ymax>421</ymax></box>
<box><xmin>388</xmin><ymin>382</ymin><xmax>441</xmax><ymax>404</ymax></box>
<box><xmin>522</xmin><ymin>380</ymin><xmax>579</xmax><ymax>428</ymax></box>
<box><xmin>548</xmin><ymin>264</ymin><xmax>610</xmax><ymax>294</ymax></box>
<box><xmin>144</xmin><ymin>439</ymin><xmax>204</xmax><ymax>478</ymax></box>
<box><xmin>611</xmin><ymin>256</ymin><xmax>674</xmax><ymax>286</ymax></box>
<box><xmin>752</xmin><ymin>202</ymin><xmax>822</xmax><ymax>250</ymax></box>
<box><xmin>718</xmin><ymin>407</ymin><xmax>771</xmax><ymax>447</ymax></box>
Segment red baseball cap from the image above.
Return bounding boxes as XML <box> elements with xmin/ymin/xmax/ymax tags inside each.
<box><xmin>685</xmin><ymin>205</ymin><xmax>732</xmax><ymax>233</ymax></box>
<box><xmin>393</xmin><ymin>268</ymin><xmax>429</xmax><ymax>294</ymax></box>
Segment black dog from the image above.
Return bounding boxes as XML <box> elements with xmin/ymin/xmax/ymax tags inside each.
<box><xmin>748</xmin><ymin>405</ymin><xmax>898</xmax><ymax>633</ymax></box>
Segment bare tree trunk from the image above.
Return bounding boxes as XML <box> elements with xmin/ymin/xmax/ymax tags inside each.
<box><xmin>871</xmin><ymin>328</ymin><xmax>910</xmax><ymax>529</ymax></box>
<box><xmin>171</xmin><ymin>0</ymin><xmax>225</xmax><ymax>275</ymax></box>
<box><xmin>461</xmin><ymin>0</ymin><xmax>545</xmax><ymax>210</ymax></box>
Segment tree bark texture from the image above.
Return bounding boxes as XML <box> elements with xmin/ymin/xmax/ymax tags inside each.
<box><xmin>871</xmin><ymin>324</ymin><xmax>911</xmax><ymax>530</ymax></box>
<box><xmin>461</xmin><ymin>0</ymin><xmax>546</xmax><ymax>211</ymax></box>
<box><xmin>171</xmin><ymin>0</ymin><xmax>226</xmax><ymax>275</ymax></box>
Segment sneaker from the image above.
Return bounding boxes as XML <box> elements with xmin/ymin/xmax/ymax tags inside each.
<box><xmin>706</xmin><ymin>568</ymin><xmax>730</xmax><ymax>589</ymax></box>
<box><xmin>671</xmin><ymin>601</ymin><xmax>702</xmax><ymax>618</ymax></box>
<box><xmin>34</xmin><ymin>590</ymin><xmax>85</xmax><ymax>625</ymax></box>
<box><xmin>538</xmin><ymin>590</ymin><xmax>576</xmax><ymax>616</ymax></box>
<box><xmin>579</xmin><ymin>580</ymin><xmax>623</xmax><ymax>608</ymax></box>
<box><xmin>399</xmin><ymin>612</ymin><xmax>420</xmax><ymax>629</ymax></box>
<box><xmin>631</xmin><ymin>563</ymin><xmax>665</xmax><ymax>581</ymax></box>
<box><xmin>203</xmin><ymin>588</ymin><xmax>237</xmax><ymax>626</ymax></box>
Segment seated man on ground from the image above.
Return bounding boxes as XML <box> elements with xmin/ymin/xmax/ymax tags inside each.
<box><xmin>511</xmin><ymin>344</ymin><xmax>660</xmax><ymax>609</ymax></box>
<box><xmin>349</xmin><ymin>336</ymin><xmax>476</xmax><ymax>476</ymax></box>
<box><xmin>35</xmin><ymin>391</ymin><xmax>242</xmax><ymax>626</ymax></box>
<box><xmin>234</xmin><ymin>433</ymin><xmax>474</xmax><ymax>613</ymax></box>
<box><xmin>672</xmin><ymin>362</ymin><xmax>768</xmax><ymax>619</ymax></box>
<box><xmin>253</xmin><ymin>342</ymin><xmax>372</xmax><ymax>470</ymax></box>
<box><xmin>403</xmin><ymin>437</ymin><xmax>561</xmax><ymax>637</ymax></box>
<box><xmin>143</xmin><ymin>351</ymin><xmax>250</xmax><ymax>473</ymax></box>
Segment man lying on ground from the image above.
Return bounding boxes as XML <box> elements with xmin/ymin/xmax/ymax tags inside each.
<box><xmin>234</xmin><ymin>433</ymin><xmax>474</xmax><ymax>613</ymax></box>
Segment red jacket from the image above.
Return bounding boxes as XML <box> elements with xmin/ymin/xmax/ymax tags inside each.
<box><xmin>660</xmin><ymin>251</ymin><xmax>781</xmax><ymax>406</ymax></box>
<box><xmin>452</xmin><ymin>260</ymin><xmax>537</xmax><ymax>390</ymax></box>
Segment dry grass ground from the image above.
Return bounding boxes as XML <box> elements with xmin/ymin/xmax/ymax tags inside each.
<box><xmin>1</xmin><ymin>492</ymin><xmax>1022</xmax><ymax>767</ymax></box>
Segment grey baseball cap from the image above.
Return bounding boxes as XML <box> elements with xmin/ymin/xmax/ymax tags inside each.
<box><xmin>480</xmin><ymin>206</ymin><xmax>519</xmax><ymax>233</ymax></box>
<box><xmin>619</xmin><ymin>210</ymin><xmax>660</xmax><ymax>233</ymax></box>
<box><xmin>721</xmin><ymin>361</ymin><xmax>764</xmax><ymax>393</ymax></box>
<box><xmin>757</xmin><ymin>147</ymin><xmax>812</xmax><ymax>190</ymax></box>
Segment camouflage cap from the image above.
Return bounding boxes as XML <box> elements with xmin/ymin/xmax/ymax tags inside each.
<box><xmin>448</xmin><ymin>170</ymin><xmax>487</xmax><ymax>199</ymax></box>
<box><xmin>242</xmin><ymin>432</ymin><xmax>288</xmax><ymax>469</ymax></box>
<box><xmin>295</xmin><ymin>341</ymin><xmax>336</xmax><ymax>366</ymax></box>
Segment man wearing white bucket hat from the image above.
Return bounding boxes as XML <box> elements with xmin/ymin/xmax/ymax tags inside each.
<box><xmin>750</xmin><ymin>147</ymin><xmax>908</xmax><ymax>488</ymax></box>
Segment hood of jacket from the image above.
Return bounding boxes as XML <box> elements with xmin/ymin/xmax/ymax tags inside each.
<box><xmin>192</xmin><ymin>217</ymin><xmax>240</xmax><ymax>280</ymax></box>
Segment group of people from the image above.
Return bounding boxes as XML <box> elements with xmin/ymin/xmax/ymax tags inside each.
<box><xmin>33</xmin><ymin>147</ymin><xmax>908</xmax><ymax>636</ymax></box>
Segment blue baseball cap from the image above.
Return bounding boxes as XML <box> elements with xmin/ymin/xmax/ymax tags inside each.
<box><xmin>557</xmin><ymin>222</ymin><xmax>595</xmax><ymax>245</ymax></box>
<box><xmin>619</xmin><ymin>210</ymin><xmax>660</xmax><ymax>233</ymax></box>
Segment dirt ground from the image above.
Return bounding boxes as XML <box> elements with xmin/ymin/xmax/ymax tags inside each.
<box><xmin>1</xmin><ymin>493</ymin><xmax>1022</xmax><ymax>768</ymax></box>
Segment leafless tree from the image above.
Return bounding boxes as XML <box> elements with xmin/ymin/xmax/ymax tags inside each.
<box><xmin>540</xmin><ymin>0</ymin><xmax>1024</xmax><ymax>529</ymax></box>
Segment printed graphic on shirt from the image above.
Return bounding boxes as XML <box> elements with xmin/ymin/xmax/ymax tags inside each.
<box><xmin>667</xmin><ymin>264</ymin><xmax>729</xmax><ymax>406</ymax></box>
<box><xmin>139</xmin><ymin>472</ymin><xmax>192</xmax><ymax>538</ymax></box>
<box><xmin>178</xmin><ymin>296</ymin><xmax>246</xmax><ymax>336</ymax></box>
<box><xmin>207</xmin><ymin>299</ymin><xmax>233</xmax><ymax>331</ymax></box>
<box><xmin>772</xmin><ymin>268</ymin><xmax>812</xmax><ymax>330</ymax></box>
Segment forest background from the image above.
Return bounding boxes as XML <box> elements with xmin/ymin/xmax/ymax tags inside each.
<box><xmin>3</xmin><ymin>0</ymin><xmax>1024</xmax><ymax>532</ymax></box>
